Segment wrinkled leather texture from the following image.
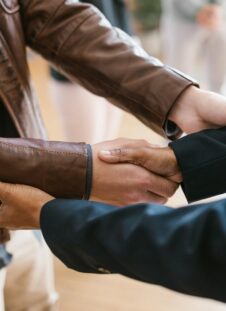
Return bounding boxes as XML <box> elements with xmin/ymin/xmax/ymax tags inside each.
<box><xmin>0</xmin><ymin>138</ymin><xmax>87</xmax><ymax>198</ymax></box>
<box><xmin>0</xmin><ymin>0</ymin><xmax>197</xmax><ymax>175</ymax></box>
<box><xmin>0</xmin><ymin>0</ymin><xmax>198</xmax><ymax>198</ymax></box>
<box><xmin>0</xmin><ymin>1</ymin><xmax>197</xmax><ymax>241</ymax></box>
<box><xmin>19</xmin><ymin>0</ymin><xmax>197</xmax><ymax>137</ymax></box>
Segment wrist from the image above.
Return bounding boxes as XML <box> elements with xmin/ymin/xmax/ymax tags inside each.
<box><xmin>169</xmin><ymin>86</ymin><xmax>199</xmax><ymax>123</ymax></box>
<box><xmin>34</xmin><ymin>197</ymin><xmax>52</xmax><ymax>228</ymax></box>
<box><xmin>164</xmin><ymin>147</ymin><xmax>182</xmax><ymax>183</ymax></box>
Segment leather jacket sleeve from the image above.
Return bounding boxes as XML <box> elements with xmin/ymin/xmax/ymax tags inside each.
<box><xmin>20</xmin><ymin>0</ymin><xmax>198</xmax><ymax>137</ymax></box>
<box><xmin>0</xmin><ymin>138</ymin><xmax>89</xmax><ymax>199</ymax></box>
<box><xmin>40</xmin><ymin>198</ymin><xmax>226</xmax><ymax>303</ymax></box>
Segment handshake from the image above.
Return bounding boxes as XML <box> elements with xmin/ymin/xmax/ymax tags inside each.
<box><xmin>0</xmin><ymin>137</ymin><xmax>181</xmax><ymax>233</ymax></box>
<box><xmin>91</xmin><ymin>138</ymin><xmax>182</xmax><ymax>206</ymax></box>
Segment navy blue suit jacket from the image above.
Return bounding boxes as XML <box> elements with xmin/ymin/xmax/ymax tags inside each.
<box><xmin>41</xmin><ymin>198</ymin><xmax>226</xmax><ymax>303</ymax></box>
<box><xmin>40</xmin><ymin>126</ymin><xmax>226</xmax><ymax>303</ymax></box>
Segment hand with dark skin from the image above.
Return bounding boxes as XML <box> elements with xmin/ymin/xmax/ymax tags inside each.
<box><xmin>91</xmin><ymin>138</ymin><xmax>180</xmax><ymax>206</ymax></box>
<box><xmin>98</xmin><ymin>139</ymin><xmax>182</xmax><ymax>188</ymax></box>
<box><xmin>0</xmin><ymin>139</ymin><xmax>182</xmax><ymax>230</ymax></box>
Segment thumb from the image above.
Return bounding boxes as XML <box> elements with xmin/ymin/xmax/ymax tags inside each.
<box><xmin>99</xmin><ymin>147</ymin><xmax>182</xmax><ymax>183</ymax></box>
<box><xmin>98</xmin><ymin>148</ymin><xmax>144</xmax><ymax>164</ymax></box>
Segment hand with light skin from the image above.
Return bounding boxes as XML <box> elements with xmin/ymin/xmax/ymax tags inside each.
<box><xmin>196</xmin><ymin>4</ymin><xmax>224</xmax><ymax>30</ymax></box>
<box><xmin>91</xmin><ymin>139</ymin><xmax>180</xmax><ymax>206</ymax></box>
<box><xmin>0</xmin><ymin>139</ymin><xmax>181</xmax><ymax>230</ymax></box>
<box><xmin>0</xmin><ymin>183</ymin><xmax>53</xmax><ymax>230</ymax></box>
<box><xmin>169</xmin><ymin>86</ymin><xmax>226</xmax><ymax>135</ymax></box>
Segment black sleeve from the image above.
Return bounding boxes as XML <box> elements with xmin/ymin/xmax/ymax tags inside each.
<box><xmin>40</xmin><ymin>198</ymin><xmax>226</xmax><ymax>303</ymax></box>
<box><xmin>170</xmin><ymin>126</ymin><xmax>226</xmax><ymax>202</ymax></box>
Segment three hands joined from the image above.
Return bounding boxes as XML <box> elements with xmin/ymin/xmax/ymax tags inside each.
<box><xmin>0</xmin><ymin>140</ymin><xmax>180</xmax><ymax>231</ymax></box>
<box><xmin>1</xmin><ymin>86</ymin><xmax>226</xmax><ymax>229</ymax></box>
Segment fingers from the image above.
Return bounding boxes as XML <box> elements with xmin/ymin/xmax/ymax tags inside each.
<box><xmin>139</xmin><ymin>191</ymin><xmax>167</xmax><ymax>205</ymax></box>
<box><xmin>99</xmin><ymin>148</ymin><xmax>144</xmax><ymax>164</ymax></box>
<box><xmin>0</xmin><ymin>182</ymin><xmax>53</xmax><ymax>229</ymax></box>
<box><xmin>99</xmin><ymin>146</ymin><xmax>182</xmax><ymax>182</ymax></box>
<box><xmin>145</xmin><ymin>171</ymin><xmax>179</xmax><ymax>199</ymax></box>
<box><xmin>125</xmin><ymin>174</ymin><xmax>178</xmax><ymax>205</ymax></box>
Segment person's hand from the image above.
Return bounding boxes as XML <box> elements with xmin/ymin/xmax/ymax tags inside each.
<box><xmin>169</xmin><ymin>86</ymin><xmax>226</xmax><ymax>134</ymax></box>
<box><xmin>99</xmin><ymin>143</ymin><xmax>182</xmax><ymax>184</ymax></box>
<box><xmin>196</xmin><ymin>4</ymin><xmax>224</xmax><ymax>30</ymax></box>
<box><xmin>91</xmin><ymin>138</ymin><xmax>180</xmax><ymax>206</ymax></box>
<box><xmin>0</xmin><ymin>182</ymin><xmax>53</xmax><ymax>230</ymax></box>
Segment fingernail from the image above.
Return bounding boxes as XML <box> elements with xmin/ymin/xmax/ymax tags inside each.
<box><xmin>100</xmin><ymin>150</ymin><xmax>112</xmax><ymax>155</ymax></box>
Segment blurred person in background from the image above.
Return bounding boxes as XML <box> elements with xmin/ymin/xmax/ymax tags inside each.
<box><xmin>161</xmin><ymin>0</ymin><xmax>226</xmax><ymax>93</ymax></box>
<box><xmin>50</xmin><ymin>0</ymin><xmax>133</xmax><ymax>143</ymax></box>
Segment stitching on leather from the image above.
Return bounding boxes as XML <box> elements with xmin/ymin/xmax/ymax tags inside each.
<box><xmin>0</xmin><ymin>141</ymin><xmax>87</xmax><ymax>158</ymax></box>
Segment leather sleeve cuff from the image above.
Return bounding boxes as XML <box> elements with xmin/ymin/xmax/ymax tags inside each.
<box><xmin>170</xmin><ymin>127</ymin><xmax>226</xmax><ymax>202</ymax></box>
<box><xmin>0</xmin><ymin>138</ymin><xmax>89</xmax><ymax>199</ymax></box>
<box><xmin>83</xmin><ymin>144</ymin><xmax>93</xmax><ymax>200</ymax></box>
<box><xmin>164</xmin><ymin>67</ymin><xmax>199</xmax><ymax>140</ymax></box>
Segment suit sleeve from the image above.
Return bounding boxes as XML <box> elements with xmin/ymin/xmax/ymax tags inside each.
<box><xmin>170</xmin><ymin>126</ymin><xmax>226</xmax><ymax>202</ymax></box>
<box><xmin>40</xmin><ymin>198</ymin><xmax>226</xmax><ymax>303</ymax></box>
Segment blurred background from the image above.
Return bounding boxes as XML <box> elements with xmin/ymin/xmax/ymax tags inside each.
<box><xmin>17</xmin><ymin>0</ymin><xmax>226</xmax><ymax>310</ymax></box>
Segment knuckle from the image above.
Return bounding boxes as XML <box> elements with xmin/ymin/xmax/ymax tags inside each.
<box><xmin>160</xmin><ymin>181</ymin><xmax>178</xmax><ymax>198</ymax></box>
<box><xmin>167</xmin><ymin>182</ymin><xmax>179</xmax><ymax>197</ymax></box>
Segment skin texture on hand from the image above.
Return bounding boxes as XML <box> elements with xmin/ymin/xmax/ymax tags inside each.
<box><xmin>93</xmin><ymin>138</ymin><xmax>180</xmax><ymax>206</ymax></box>
<box><xmin>0</xmin><ymin>183</ymin><xmax>53</xmax><ymax>230</ymax></box>
<box><xmin>99</xmin><ymin>145</ymin><xmax>182</xmax><ymax>184</ymax></box>
<box><xmin>169</xmin><ymin>86</ymin><xmax>226</xmax><ymax>134</ymax></box>
<box><xmin>0</xmin><ymin>139</ymin><xmax>180</xmax><ymax>230</ymax></box>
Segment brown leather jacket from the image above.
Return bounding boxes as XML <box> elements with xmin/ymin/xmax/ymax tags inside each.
<box><xmin>0</xmin><ymin>0</ymin><xmax>197</xmax><ymax>200</ymax></box>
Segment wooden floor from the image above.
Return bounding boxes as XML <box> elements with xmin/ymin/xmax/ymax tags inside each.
<box><xmin>30</xmin><ymin>56</ymin><xmax>226</xmax><ymax>311</ymax></box>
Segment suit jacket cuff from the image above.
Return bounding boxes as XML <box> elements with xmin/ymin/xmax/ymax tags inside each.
<box><xmin>170</xmin><ymin>127</ymin><xmax>226</xmax><ymax>202</ymax></box>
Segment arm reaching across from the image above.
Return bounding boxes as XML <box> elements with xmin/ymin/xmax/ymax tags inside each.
<box><xmin>0</xmin><ymin>182</ymin><xmax>226</xmax><ymax>302</ymax></box>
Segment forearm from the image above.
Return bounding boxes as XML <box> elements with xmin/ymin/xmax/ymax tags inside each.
<box><xmin>0</xmin><ymin>138</ymin><xmax>90</xmax><ymax>199</ymax></box>
<box><xmin>20</xmin><ymin>0</ymin><xmax>197</xmax><ymax>137</ymax></box>
<box><xmin>40</xmin><ymin>198</ymin><xmax>226</xmax><ymax>303</ymax></box>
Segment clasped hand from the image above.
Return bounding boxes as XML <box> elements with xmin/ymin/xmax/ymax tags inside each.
<box><xmin>1</xmin><ymin>85</ymin><xmax>226</xmax><ymax>229</ymax></box>
<box><xmin>91</xmin><ymin>138</ymin><xmax>181</xmax><ymax>206</ymax></box>
<box><xmin>0</xmin><ymin>138</ymin><xmax>181</xmax><ymax>230</ymax></box>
